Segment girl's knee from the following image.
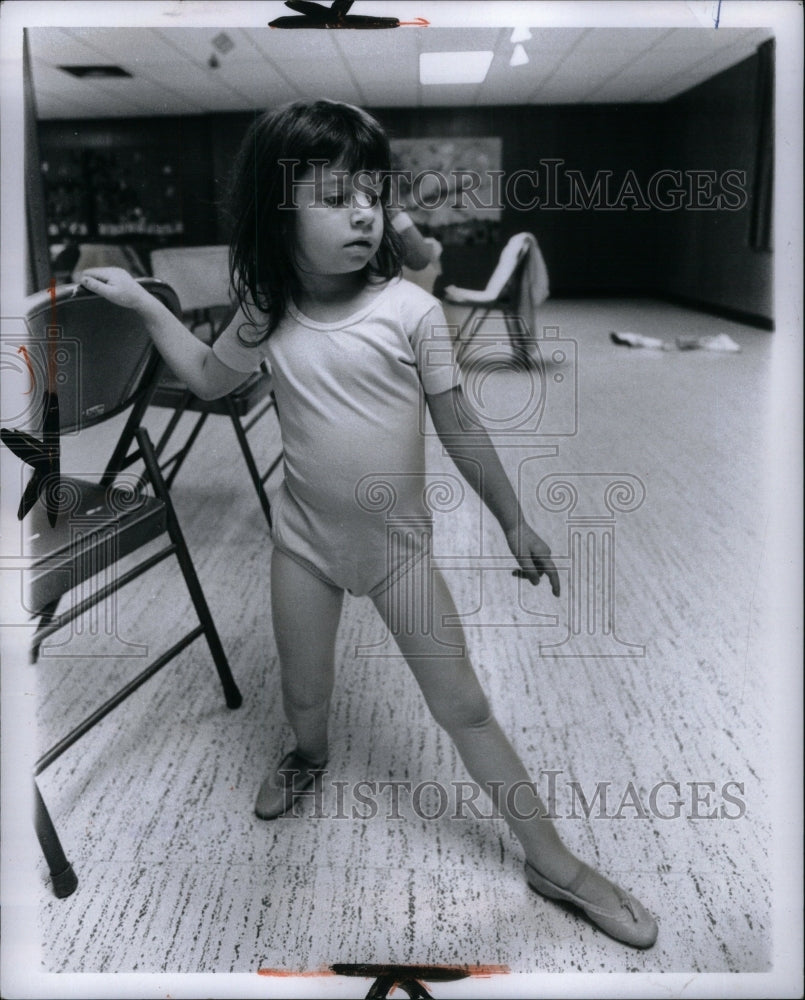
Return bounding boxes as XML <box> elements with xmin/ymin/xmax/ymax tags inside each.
<box><xmin>430</xmin><ymin>685</ymin><xmax>492</xmax><ymax>736</ymax></box>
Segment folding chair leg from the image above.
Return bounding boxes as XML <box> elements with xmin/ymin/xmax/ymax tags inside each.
<box><xmin>150</xmin><ymin>390</ymin><xmax>209</xmax><ymax>489</ymax></box>
<box><xmin>455</xmin><ymin>306</ymin><xmax>486</xmax><ymax>366</ymax></box>
<box><xmin>136</xmin><ymin>428</ymin><xmax>243</xmax><ymax>709</ymax></box>
<box><xmin>164</xmin><ymin>412</ymin><xmax>210</xmax><ymax>489</ymax></box>
<box><xmin>101</xmin><ymin>353</ymin><xmax>163</xmax><ymax>487</ymax></box>
<box><xmin>31</xmin><ymin>597</ymin><xmax>60</xmax><ymax>663</ymax></box>
<box><xmin>225</xmin><ymin>398</ymin><xmax>273</xmax><ymax>530</ymax></box>
<box><xmin>34</xmin><ymin>781</ymin><xmax>78</xmax><ymax>898</ymax></box>
<box><xmin>153</xmin><ymin>397</ymin><xmax>190</xmax><ymax>459</ymax></box>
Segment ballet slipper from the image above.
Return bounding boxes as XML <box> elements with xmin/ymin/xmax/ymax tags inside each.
<box><xmin>254</xmin><ymin>748</ymin><xmax>327</xmax><ymax>820</ymax></box>
<box><xmin>525</xmin><ymin>860</ymin><xmax>658</xmax><ymax>949</ymax></box>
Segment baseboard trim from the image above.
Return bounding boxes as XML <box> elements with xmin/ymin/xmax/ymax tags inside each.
<box><xmin>654</xmin><ymin>292</ymin><xmax>775</xmax><ymax>331</ymax></box>
<box><xmin>551</xmin><ymin>288</ymin><xmax>775</xmax><ymax>331</ymax></box>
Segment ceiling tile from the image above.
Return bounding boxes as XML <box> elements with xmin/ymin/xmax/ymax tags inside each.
<box><xmin>242</xmin><ymin>29</ymin><xmax>343</xmax><ymax>65</ymax></box>
<box><xmin>418</xmin><ymin>27</ymin><xmax>504</xmax><ymax>52</ymax></box>
<box><xmin>155</xmin><ymin>27</ymin><xmax>264</xmax><ymax>65</ymax></box>
<box><xmin>26</xmin><ymin>25</ymin><xmax>776</xmax><ymax>119</ymax></box>
<box><xmin>130</xmin><ymin>60</ymin><xmax>255</xmax><ymax>96</ymax></box>
<box><xmin>656</xmin><ymin>27</ymin><xmax>765</xmax><ymax>52</ymax></box>
<box><xmin>362</xmin><ymin>82</ymin><xmax>422</xmax><ymax>108</ymax></box>
<box><xmin>65</xmin><ymin>27</ymin><xmax>185</xmax><ymax>66</ymax></box>
<box><xmin>213</xmin><ymin>63</ymin><xmax>303</xmax><ymax>107</ymax></box>
<box><xmin>87</xmin><ymin>77</ymin><xmax>207</xmax><ymax>116</ymax></box>
<box><xmin>414</xmin><ymin>84</ymin><xmax>488</xmax><ymax>107</ymax></box>
<box><xmin>571</xmin><ymin>27</ymin><xmax>673</xmax><ymax>52</ymax></box>
<box><xmin>27</xmin><ymin>27</ymin><xmax>113</xmax><ymax>66</ymax></box>
<box><xmin>514</xmin><ymin>27</ymin><xmax>588</xmax><ymax>50</ymax></box>
<box><xmin>34</xmin><ymin>89</ymin><xmax>86</xmax><ymax>119</ymax></box>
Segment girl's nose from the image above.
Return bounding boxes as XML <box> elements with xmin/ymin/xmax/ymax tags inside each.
<box><xmin>351</xmin><ymin>192</ymin><xmax>376</xmax><ymax>220</ymax></box>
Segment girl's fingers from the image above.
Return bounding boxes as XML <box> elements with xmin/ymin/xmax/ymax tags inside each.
<box><xmin>80</xmin><ymin>274</ymin><xmax>107</xmax><ymax>291</ymax></box>
<box><xmin>512</xmin><ymin>561</ymin><xmax>561</xmax><ymax>597</ymax></box>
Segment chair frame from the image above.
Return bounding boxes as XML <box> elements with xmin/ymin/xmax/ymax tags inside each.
<box><xmin>152</xmin><ymin>363</ymin><xmax>281</xmax><ymax>530</ymax></box>
<box><xmin>149</xmin><ymin>305</ymin><xmax>282</xmax><ymax>529</ymax></box>
<box><xmin>450</xmin><ymin>242</ymin><xmax>532</xmax><ymax>367</ymax></box>
<box><xmin>8</xmin><ymin>280</ymin><xmax>243</xmax><ymax>899</ymax></box>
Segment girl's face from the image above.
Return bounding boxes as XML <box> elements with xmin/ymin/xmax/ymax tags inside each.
<box><xmin>291</xmin><ymin>161</ymin><xmax>384</xmax><ymax>280</ymax></box>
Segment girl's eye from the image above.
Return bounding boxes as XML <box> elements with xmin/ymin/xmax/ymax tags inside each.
<box><xmin>323</xmin><ymin>194</ymin><xmax>346</xmax><ymax>207</ymax></box>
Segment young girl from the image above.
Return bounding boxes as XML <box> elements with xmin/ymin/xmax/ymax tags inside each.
<box><xmin>80</xmin><ymin>99</ymin><xmax>657</xmax><ymax>949</ymax></box>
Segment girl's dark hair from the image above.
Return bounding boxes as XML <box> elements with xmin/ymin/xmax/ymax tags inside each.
<box><xmin>227</xmin><ymin>99</ymin><xmax>403</xmax><ymax>344</ymax></box>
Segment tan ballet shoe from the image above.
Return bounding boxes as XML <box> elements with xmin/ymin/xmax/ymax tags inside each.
<box><xmin>254</xmin><ymin>749</ymin><xmax>327</xmax><ymax>820</ymax></box>
<box><xmin>525</xmin><ymin>860</ymin><xmax>658</xmax><ymax>949</ymax></box>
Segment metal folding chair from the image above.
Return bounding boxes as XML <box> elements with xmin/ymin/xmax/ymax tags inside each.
<box><xmin>149</xmin><ymin>246</ymin><xmax>281</xmax><ymax>528</ymax></box>
<box><xmin>1</xmin><ymin>279</ymin><xmax>242</xmax><ymax>899</ymax></box>
<box><xmin>444</xmin><ymin>238</ymin><xmax>532</xmax><ymax>366</ymax></box>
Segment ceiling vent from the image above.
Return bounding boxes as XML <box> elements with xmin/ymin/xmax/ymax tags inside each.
<box><xmin>59</xmin><ymin>65</ymin><xmax>133</xmax><ymax>79</ymax></box>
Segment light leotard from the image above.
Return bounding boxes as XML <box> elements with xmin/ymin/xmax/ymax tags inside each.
<box><xmin>212</xmin><ymin>278</ymin><xmax>459</xmax><ymax>596</ymax></box>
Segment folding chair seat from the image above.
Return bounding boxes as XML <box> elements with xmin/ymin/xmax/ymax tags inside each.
<box><xmin>0</xmin><ymin>278</ymin><xmax>242</xmax><ymax>899</ymax></box>
<box><xmin>148</xmin><ymin>246</ymin><xmax>281</xmax><ymax>528</ymax></box>
<box><xmin>443</xmin><ymin>232</ymin><xmax>549</xmax><ymax>367</ymax></box>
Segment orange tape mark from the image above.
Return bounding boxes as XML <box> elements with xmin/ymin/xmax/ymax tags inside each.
<box><xmin>257</xmin><ymin>968</ymin><xmax>335</xmax><ymax>977</ymax></box>
<box><xmin>17</xmin><ymin>345</ymin><xmax>35</xmax><ymax>394</ymax></box>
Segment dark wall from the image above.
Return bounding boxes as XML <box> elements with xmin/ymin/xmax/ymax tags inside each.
<box><xmin>655</xmin><ymin>50</ymin><xmax>773</xmax><ymax>323</ymax></box>
<box><xmin>37</xmin><ymin>47</ymin><xmax>773</xmax><ymax>323</ymax></box>
<box><xmin>374</xmin><ymin>104</ymin><xmax>663</xmax><ymax>295</ymax></box>
<box><xmin>203</xmin><ymin>103</ymin><xmax>663</xmax><ymax>295</ymax></box>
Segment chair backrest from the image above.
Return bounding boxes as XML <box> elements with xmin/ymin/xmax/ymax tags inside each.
<box><xmin>150</xmin><ymin>245</ymin><xmax>233</xmax><ymax>313</ymax></box>
<box><xmin>21</xmin><ymin>278</ymin><xmax>181</xmax><ymax>434</ymax></box>
<box><xmin>501</xmin><ymin>240</ymin><xmax>531</xmax><ymax>301</ymax></box>
<box><xmin>71</xmin><ymin>243</ymin><xmax>148</xmax><ymax>281</ymax></box>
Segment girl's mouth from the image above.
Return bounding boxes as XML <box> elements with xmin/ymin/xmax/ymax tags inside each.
<box><xmin>345</xmin><ymin>238</ymin><xmax>373</xmax><ymax>248</ymax></box>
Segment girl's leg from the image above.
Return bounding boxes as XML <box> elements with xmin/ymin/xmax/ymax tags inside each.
<box><xmin>256</xmin><ymin>548</ymin><xmax>344</xmax><ymax>819</ymax></box>
<box><xmin>371</xmin><ymin>564</ymin><xmax>580</xmax><ymax>883</ymax></box>
<box><xmin>270</xmin><ymin>547</ymin><xmax>344</xmax><ymax>764</ymax></box>
<box><xmin>371</xmin><ymin>564</ymin><xmax>654</xmax><ymax>932</ymax></box>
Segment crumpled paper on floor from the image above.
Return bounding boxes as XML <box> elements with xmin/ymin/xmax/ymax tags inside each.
<box><xmin>675</xmin><ymin>333</ymin><xmax>742</xmax><ymax>352</ymax></box>
<box><xmin>610</xmin><ymin>331</ymin><xmax>742</xmax><ymax>352</ymax></box>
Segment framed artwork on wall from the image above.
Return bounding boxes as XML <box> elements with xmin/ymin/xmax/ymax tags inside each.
<box><xmin>390</xmin><ymin>136</ymin><xmax>502</xmax><ymax>245</ymax></box>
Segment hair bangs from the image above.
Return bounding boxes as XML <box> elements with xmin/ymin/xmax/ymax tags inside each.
<box><xmin>286</xmin><ymin>101</ymin><xmax>392</xmax><ymax>177</ymax></box>
<box><xmin>227</xmin><ymin>100</ymin><xmax>403</xmax><ymax>347</ymax></box>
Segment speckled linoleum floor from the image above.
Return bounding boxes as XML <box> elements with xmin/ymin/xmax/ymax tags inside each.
<box><xmin>2</xmin><ymin>299</ymin><xmax>797</xmax><ymax>998</ymax></box>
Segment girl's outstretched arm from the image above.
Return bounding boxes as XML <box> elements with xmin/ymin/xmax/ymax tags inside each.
<box><xmin>391</xmin><ymin>210</ymin><xmax>438</xmax><ymax>271</ymax></box>
<box><xmin>79</xmin><ymin>267</ymin><xmax>247</xmax><ymax>400</ymax></box>
<box><xmin>426</xmin><ymin>384</ymin><xmax>561</xmax><ymax>596</ymax></box>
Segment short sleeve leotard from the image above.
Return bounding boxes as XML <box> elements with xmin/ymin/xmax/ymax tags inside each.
<box><xmin>212</xmin><ymin>277</ymin><xmax>459</xmax><ymax>597</ymax></box>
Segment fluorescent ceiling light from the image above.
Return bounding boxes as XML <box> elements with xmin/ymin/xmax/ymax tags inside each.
<box><xmin>420</xmin><ymin>51</ymin><xmax>494</xmax><ymax>85</ymax></box>
<box><xmin>510</xmin><ymin>26</ymin><xmax>532</xmax><ymax>44</ymax></box>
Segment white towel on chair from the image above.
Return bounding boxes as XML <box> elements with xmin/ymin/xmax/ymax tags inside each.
<box><xmin>514</xmin><ymin>232</ymin><xmax>550</xmax><ymax>345</ymax></box>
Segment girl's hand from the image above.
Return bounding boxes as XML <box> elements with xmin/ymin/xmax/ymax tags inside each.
<box><xmin>78</xmin><ymin>267</ymin><xmax>151</xmax><ymax>311</ymax></box>
<box><xmin>506</xmin><ymin>522</ymin><xmax>561</xmax><ymax>596</ymax></box>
